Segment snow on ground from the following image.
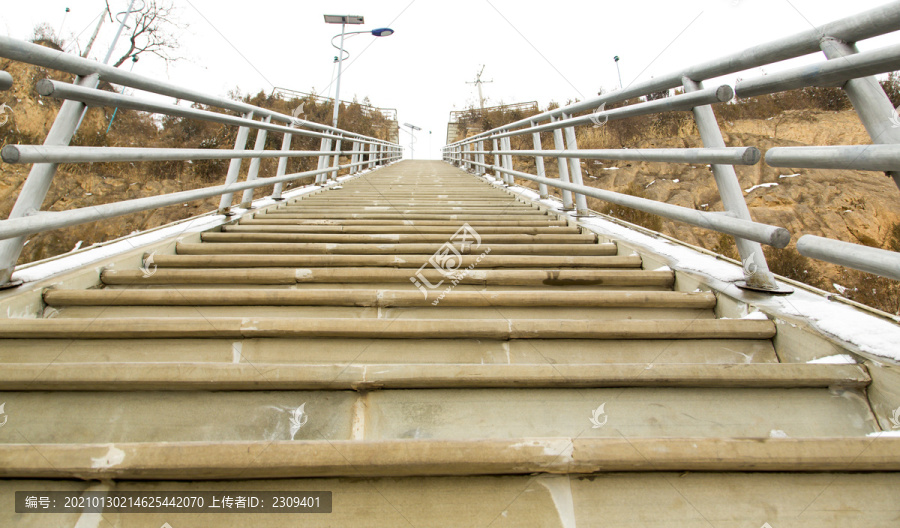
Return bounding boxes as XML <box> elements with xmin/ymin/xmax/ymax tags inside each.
<box><xmin>779</xmin><ymin>173</ymin><xmax>801</xmax><ymax>179</ymax></box>
<box><xmin>807</xmin><ymin>354</ymin><xmax>857</xmax><ymax>364</ymax></box>
<box><xmin>504</xmin><ymin>178</ymin><xmax>900</xmax><ymax>363</ymax></box>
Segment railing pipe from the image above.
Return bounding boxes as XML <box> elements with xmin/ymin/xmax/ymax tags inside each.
<box><xmin>736</xmin><ymin>42</ymin><xmax>900</xmax><ymax>98</ymax></box>
<box><xmin>766</xmin><ymin>144</ymin><xmax>900</xmax><ymax>172</ymax></box>
<box><xmin>37</xmin><ymin>81</ymin><xmax>354</xmax><ymax>144</ymax></box>
<box><xmin>0</xmin><ymin>146</ymin><xmax>340</xmax><ymax>164</ymax></box>
<box><xmin>0</xmin><ymin>164</ymin><xmax>351</xmax><ymax>242</ymax></box>
<box><xmin>797</xmin><ymin>235</ymin><xmax>900</xmax><ymax>281</ymax></box>
<box><xmin>443</xmin><ymin>2</ymin><xmax>900</xmax><ymax>144</ymax></box>
<box><xmin>0</xmin><ymin>71</ymin><xmax>11</xmax><ymax>91</ymax></box>
<box><xmin>492</xmin><ymin>165</ymin><xmax>790</xmax><ymax>248</ymax></box>
<box><xmin>483</xmin><ymin>147</ymin><xmax>761</xmax><ymax>166</ymax></box>
<box><xmin>0</xmin><ymin>36</ymin><xmax>387</xmax><ymax>144</ymax></box>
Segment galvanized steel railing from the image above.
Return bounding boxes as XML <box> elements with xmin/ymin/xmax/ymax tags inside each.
<box><xmin>0</xmin><ymin>36</ymin><xmax>401</xmax><ymax>287</ymax></box>
<box><xmin>443</xmin><ymin>2</ymin><xmax>900</xmax><ymax>290</ymax></box>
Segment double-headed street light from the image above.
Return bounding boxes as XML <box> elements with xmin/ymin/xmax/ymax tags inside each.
<box><xmin>324</xmin><ymin>14</ymin><xmax>394</xmax><ymax>128</ymax></box>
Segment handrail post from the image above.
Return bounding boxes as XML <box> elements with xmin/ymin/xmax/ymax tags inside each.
<box><xmin>683</xmin><ymin>77</ymin><xmax>782</xmax><ymax>292</ymax></box>
<box><xmin>501</xmin><ymin>137</ymin><xmax>515</xmax><ymax>186</ymax></box>
<box><xmin>350</xmin><ymin>141</ymin><xmax>360</xmax><ymax>175</ymax></box>
<box><xmin>270</xmin><ymin>126</ymin><xmax>293</xmax><ymax>201</ymax></box>
<box><xmin>530</xmin><ymin>122</ymin><xmax>549</xmax><ymax>199</ymax></box>
<box><xmin>330</xmin><ymin>136</ymin><xmax>342</xmax><ymax>181</ymax></box>
<box><xmin>477</xmin><ymin>140</ymin><xmax>485</xmax><ymax>176</ymax></box>
<box><xmin>820</xmin><ymin>37</ymin><xmax>900</xmax><ymax>189</ymax></box>
<box><xmin>315</xmin><ymin>137</ymin><xmax>331</xmax><ymax>185</ymax></box>
<box><xmin>217</xmin><ymin>111</ymin><xmax>254</xmax><ymax>214</ymax></box>
<box><xmin>0</xmin><ymin>73</ymin><xmax>99</xmax><ymax>286</ymax></box>
<box><xmin>551</xmin><ymin>116</ymin><xmax>575</xmax><ymax>210</ymax></box>
<box><xmin>239</xmin><ymin>115</ymin><xmax>271</xmax><ymax>208</ymax></box>
<box><xmin>491</xmin><ymin>137</ymin><xmax>503</xmax><ymax>183</ymax></box>
<box><xmin>368</xmin><ymin>143</ymin><xmax>376</xmax><ymax>169</ymax></box>
<box><xmin>562</xmin><ymin>113</ymin><xmax>590</xmax><ymax>215</ymax></box>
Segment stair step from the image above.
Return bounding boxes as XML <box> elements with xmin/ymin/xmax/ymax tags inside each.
<box><xmin>242</xmin><ymin>218</ymin><xmax>570</xmax><ymax>226</ymax></box>
<box><xmin>200</xmin><ymin>232</ymin><xmax>598</xmax><ymax>244</ymax></box>
<box><xmin>224</xmin><ymin>224</ymin><xmax>582</xmax><ymax>234</ymax></box>
<box><xmin>144</xmin><ymin>254</ymin><xmax>639</xmax><ymax>269</ymax></box>
<box><xmin>0</xmin><ymin>338</ymin><xmax>778</xmax><ymax>365</ymax></box>
<box><xmin>1</xmin><ymin>438</ymin><xmax>897</xmax><ymax>479</ymax></box>
<box><xmin>0</xmin><ymin>363</ymin><xmax>868</xmax><ymax>390</ymax></box>
<box><xmin>101</xmin><ymin>268</ymin><xmax>666</xmax><ymax>287</ymax></box>
<box><xmin>175</xmin><ymin>241</ymin><xmax>616</xmax><ymax>256</ymax></box>
<box><xmin>0</xmin><ymin>317</ymin><xmax>776</xmax><ymax>339</ymax></box>
<box><xmin>44</xmin><ymin>289</ymin><xmax>714</xmax><ymax>308</ymax></box>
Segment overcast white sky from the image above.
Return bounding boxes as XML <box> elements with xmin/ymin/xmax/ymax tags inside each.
<box><xmin>4</xmin><ymin>0</ymin><xmax>900</xmax><ymax>159</ymax></box>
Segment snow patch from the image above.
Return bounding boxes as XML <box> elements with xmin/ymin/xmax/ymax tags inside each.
<box><xmin>91</xmin><ymin>444</ymin><xmax>125</xmax><ymax>469</ymax></box>
<box><xmin>744</xmin><ymin>182</ymin><xmax>778</xmax><ymax>193</ymax></box>
<box><xmin>867</xmin><ymin>431</ymin><xmax>900</xmax><ymax>437</ymax></box>
<box><xmin>779</xmin><ymin>173</ymin><xmax>800</xmax><ymax>179</ymax></box>
<box><xmin>769</xmin><ymin>429</ymin><xmax>789</xmax><ymax>438</ymax></box>
<box><xmin>807</xmin><ymin>354</ymin><xmax>856</xmax><ymax>364</ymax></box>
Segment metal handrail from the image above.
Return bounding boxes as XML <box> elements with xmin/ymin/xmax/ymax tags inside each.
<box><xmin>0</xmin><ymin>36</ymin><xmax>402</xmax><ymax>286</ymax></box>
<box><xmin>443</xmin><ymin>2</ymin><xmax>900</xmax><ymax>286</ymax></box>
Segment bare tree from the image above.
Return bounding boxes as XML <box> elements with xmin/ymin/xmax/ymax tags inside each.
<box><xmin>111</xmin><ymin>0</ymin><xmax>183</xmax><ymax>68</ymax></box>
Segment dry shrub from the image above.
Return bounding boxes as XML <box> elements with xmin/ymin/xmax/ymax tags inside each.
<box><xmin>763</xmin><ymin>246</ymin><xmax>824</xmax><ymax>289</ymax></box>
<box><xmin>598</xmin><ymin>182</ymin><xmax>663</xmax><ymax>232</ymax></box>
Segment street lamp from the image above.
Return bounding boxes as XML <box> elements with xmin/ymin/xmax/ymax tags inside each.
<box><xmin>324</xmin><ymin>14</ymin><xmax>394</xmax><ymax>128</ymax></box>
<box><xmin>613</xmin><ymin>55</ymin><xmax>622</xmax><ymax>89</ymax></box>
<box><xmin>402</xmin><ymin>123</ymin><xmax>422</xmax><ymax>159</ymax></box>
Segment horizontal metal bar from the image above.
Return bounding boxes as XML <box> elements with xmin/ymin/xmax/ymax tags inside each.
<box><xmin>447</xmin><ymin>3</ymin><xmax>900</xmax><ymax>146</ymax></box>
<box><xmin>37</xmin><ymin>80</ymin><xmax>395</xmax><ymax>146</ymax></box>
<box><xmin>479</xmin><ymin>86</ymin><xmax>733</xmax><ymax>142</ymax></box>
<box><xmin>482</xmin><ymin>147</ymin><xmax>761</xmax><ymax>166</ymax></box>
<box><xmin>1</xmin><ymin>145</ymin><xmax>347</xmax><ymax>164</ymax></box>
<box><xmin>797</xmin><ymin>235</ymin><xmax>900</xmax><ymax>280</ymax></box>
<box><xmin>766</xmin><ymin>144</ymin><xmax>900</xmax><ymax>171</ymax></box>
<box><xmin>0</xmin><ymin>160</ymin><xmax>388</xmax><ymax>241</ymax></box>
<box><xmin>736</xmin><ymin>42</ymin><xmax>900</xmax><ymax>98</ymax></box>
<box><xmin>0</xmin><ymin>36</ymin><xmax>395</xmax><ymax>146</ymax></box>
<box><xmin>491</xmin><ymin>165</ymin><xmax>790</xmax><ymax>248</ymax></box>
<box><xmin>0</xmin><ymin>71</ymin><xmax>11</xmax><ymax>91</ymax></box>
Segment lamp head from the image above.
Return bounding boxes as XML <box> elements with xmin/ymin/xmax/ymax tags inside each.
<box><xmin>371</xmin><ymin>27</ymin><xmax>394</xmax><ymax>37</ymax></box>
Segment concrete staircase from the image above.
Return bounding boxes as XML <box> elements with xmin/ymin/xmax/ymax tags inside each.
<box><xmin>0</xmin><ymin>160</ymin><xmax>898</xmax><ymax>527</ymax></box>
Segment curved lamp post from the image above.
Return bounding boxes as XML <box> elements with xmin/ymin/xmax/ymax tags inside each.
<box><xmin>402</xmin><ymin>122</ymin><xmax>422</xmax><ymax>159</ymax></box>
<box><xmin>324</xmin><ymin>14</ymin><xmax>394</xmax><ymax>128</ymax></box>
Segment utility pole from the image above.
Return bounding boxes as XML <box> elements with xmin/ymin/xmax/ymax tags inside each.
<box><xmin>466</xmin><ymin>65</ymin><xmax>493</xmax><ymax>110</ymax></box>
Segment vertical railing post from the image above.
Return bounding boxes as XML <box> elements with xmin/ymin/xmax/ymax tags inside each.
<box><xmin>530</xmin><ymin>122</ymin><xmax>549</xmax><ymax>199</ymax></box>
<box><xmin>369</xmin><ymin>143</ymin><xmax>377</xmax><ymax>169</ymax></box>
<box><xmin>562</xmin><ymin>113</ymin><xmax>590</xmax><ymax>216</ymax></box>
<box><xmin>218</xmin><ymin>111</ymin><xmax>254</xmax><ymax>215</ymax></box>
<box><xmin>492</xmin><ymin>137</ymin><xmax>502</xmax><ymax>183</ymax></box>
<box><xmin>683</xmin><ymin>77</ymin><xmax>781</xmax><ymax>291</ymax></box>
<box><xmin>239</xmin><ymin>115</ymin><xmax>271</xmax><ymax>208</ymax></box>
<box><xmin>0</xmin><ymin>73</ymin><xmax>99</xmax><ymax>286</ymax></box>
<box><xmin>501</xmin><ymin>137</ymin><xmax>515</xmax><ymax>186</ymax></box>
<box><xmin>821</xmin><ymin>37</ymin><xmax>900</xmax><ymax>189</ymax></box>
<box><xmin>551</xmin><ymin>116</ymin><xmax>575</xmax><ymax>210</ymax></box>
<box><xmin>476</xmin><ymin>140</ymin><xmax>485</xmax><ymax>176</ymax></box>
<box><xmin>271</xmin><ymin>125</ymin><xmax>293</xmax><ymax>201</ymax></box>
<box><xmin>350</xmin><ymin>141</ymin><xmax>360</xmax><ymax>175</ymax></box>
<box><xmin>330</xmin><ymin>136</ymin><xmax>343</xmax><ymax>181</ymax></box>
<box><xmin>316</xmin><ymin>138</ymin><xmax>331</xmax><ymax>185</ymax></box>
